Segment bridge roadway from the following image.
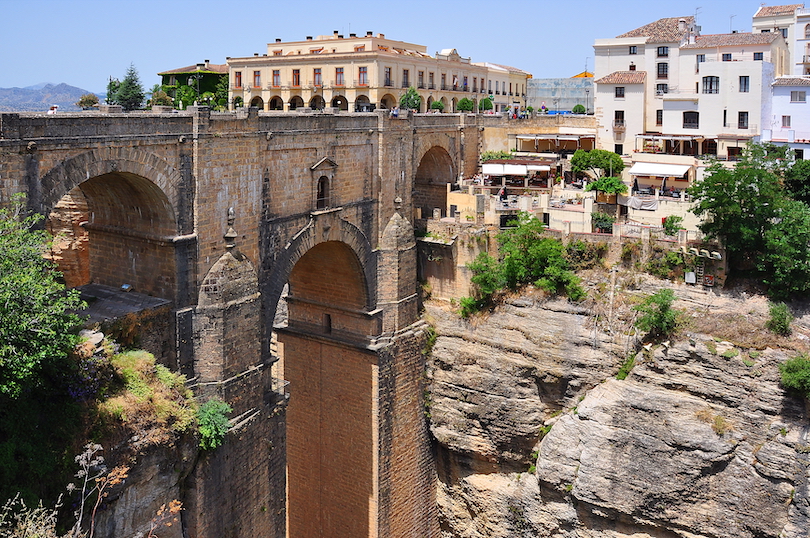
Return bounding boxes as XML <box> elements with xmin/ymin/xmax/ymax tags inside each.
<box><xmin>0</xmin><ymin>107</ymin><xmax>483</xmax><ymax>538</ymax></box>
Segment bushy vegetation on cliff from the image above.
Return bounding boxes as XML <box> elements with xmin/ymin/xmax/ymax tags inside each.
<box><xmin>0</xmin><ymin>196</ymin><xmax>228</xmax><ymax>529</ymax></box>
<box><xmin>688</xmin><ymin>143</ymin><xmax>810</xmax><ymax>299</ymax></box>
<box><xmin>460</xmin><ymin>212</ymin><xmax>585</xmax><ymax>317</ymax></box>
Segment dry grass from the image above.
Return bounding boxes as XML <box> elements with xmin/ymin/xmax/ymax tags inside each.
<box><xmin>97</xmin><ymin>350</ymin><xmax>196</xmax><ymax>448</ymax></box>
<box><xmin>689</xmin><ymin>312</ymin><xmax>808</xmax><ymax>353</ymax></box>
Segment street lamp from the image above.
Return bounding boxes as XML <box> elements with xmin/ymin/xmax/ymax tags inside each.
<box><xmin>585</xmin><ymin>89</ymin><xmax>590</xmax><ymax>114</ymax></box>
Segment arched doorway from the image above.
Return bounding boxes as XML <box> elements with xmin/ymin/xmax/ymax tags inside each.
<box><xmin>250</xmin><ymin>96</ymin><xmax>264</xmax><ymax>108</ymax></box>
<box><xmin>355</xmin><ymin>94</ymin><xmax>373</xmax><ymax>112</ymax></box>
<box><xmin>309</xmin><ymin>95</ymin><xmax>325</xmax><ymax>110</ymax></box>
<box><xmin>451</xmin><ymin>97</ymin><xmax>458</xmax><ymax>112</ymax></box>
<box><xmin>277</xmin><ymin>239</ymin><xmax>375</xmax><ymax>538</ymax></box>
<box><xmin>331</xmin><ymin>95</ymin><xmax>348</xmax><ymax>110</ymax></box>
<box><xmin>268</xmin><ymin>96</ymin><xmax>283</xmax><ymax>110</ymax></box>
<box><xmin>379</xmin><ymin>93</ymin><xmax>397</xmax><ymax>110</ymax></box>
<box><xmin>289</xmin><ymin>95</ymin><xmax>304</xmax><ymax>110</ymax></box>
<box><xmin>45</xmin><ymin>172</ymin><xmax>178</xmax><ymax>301</ymax></box>
<box><xmin>426</xmin><ymin>96</ymin><xmax>433</xmax><ymax>111</ymax></box>
<box><xmin>414</xmin><ymin>146</ymin><xmax>455</xmax><ymax>219</ymax></box>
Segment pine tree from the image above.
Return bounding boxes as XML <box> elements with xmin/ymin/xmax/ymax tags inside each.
<box><xmin>116</xmin><ymin>64</ymin><xmax>145</xmax><ymax>111</ymax></box>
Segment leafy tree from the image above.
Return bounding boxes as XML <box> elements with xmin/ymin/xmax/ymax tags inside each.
<box><xmin>175</xmin><ymin>85</ymin><xmax>197</xmax><ymax>109</ymax></box>
<box><xmin>399</xmin><ymin>87</ymin><xmax>421</xmax><ymax>110</ymax></box>
<box><xmin>584</xmin><ymin>175</ymin><xmax>628</xmax><ymax>195</ymax></box>
<box><xmin>0</xmin><ymin>195</ymin><xmax>86</xmax><ymax>398</ymax></box>
<box><xmin>479</xmin><ymin>97</ymin><xmax>493</xmax><ymax>111</ymax></box>
<box><xmin>114</xmin><ymin>64</ymin><xmax>145</xmax><ymax>111</ymax></box>
<box><xmin>526</xmin><ymin>106</ymin><xmax>534</xmax><ymax>114</ymax></box>
<box><xmin>592</xmin><ymin>211</ymin><xmax>615</xmax><ymax>232</ymax></box>
<box><xmin>75</xmin><ymin>93</ymin><xmax>99</xmax><ymax>109</ymax></box>
<box><xmin>784</xmin><ymin>158</ymin><xmax>810</xmax><ymax>205</ymax></box>
<box><xmin>105</xmin><ymin>77</ymin><xmax>120</xmax><ymax>105</ymax></box>
<box><xmin>634</xmin><ymin>289</ymin><xmax>678</xmax><ymax>339</ymax></box>
<box><xmin>571</xmin><ymin>149</ymin><xmax>625</xmax><ymax>178</ymax></box>
<box><xmin>430</xmin><ymin>100</ymin><xmax>445</xmax><ymax>112</ymax></box>
<box><xmin>662</xmin><ymin>215</ymin><xmax>683</xmax><ymax>236</ymax></box>
<box><xmin>760</xmin><ymin>199</ymin><xmax>810</xmax><ymax>298</ymax></box>
<box><xmin>150</xmin><ymin>90</ymin><xmax>172</xmax><ymax>107</ymax></box>
<box><xmin>572</xmin><ymin>104</ymin><xmax>586</xmax><ymax>114</ymax></box>
<box><xmin>214</xmin><ymin>76</ymin><xmax>229</xmax><ymax>110</ymax></box>
<box><xmin>457</xmin><ymin>97</ymin><xmax>474</xmax><ymax>112</ymax></box>
<box><xmin>460</xmin><ymin>213</ymin><xmax>585</xmax><ymax>316</ymax></box>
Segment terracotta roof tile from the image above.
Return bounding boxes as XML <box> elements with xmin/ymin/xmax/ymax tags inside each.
<box><xmin>773</xmin><ymin>76</ymin><xmax>810</xmax><ymax>86</ymax></box>
<box><xmin>594</xmin><ymin>71</ymin><xmax>647</xmax><ymax>84</ymax></box>
<box><xmin>617</xmin><ymin>16</ymin><xmax>694</xmax><ymax>43</ymax></box>
<box><xmin>753</xmin><ymin>4</ymin><xmax>803</xmax><ymax>18</ymax></box>
<box><xmin>158</xmin><ymin>63</ymin><xmax>228</xmax><ymax>75</ymax></box>
<box><xmin>681</xmin><ymin>32</ymin><xmax>781</xmax><ymax>49</ymax></box>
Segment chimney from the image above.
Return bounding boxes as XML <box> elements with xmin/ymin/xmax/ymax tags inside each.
<box><xmin>350</xmin><ymin>33</ymin><xmax>357</xmax><ymax>38</ymax></box>
<box><xmin>678</xmin><ymin>18</ymin><xmax>686</xmax><ymax>32</ymax></box>
<box><xmin>306</xmin><ymin>36</ymin><xmax>313</xmax><ymax>40</ymax></box>
<box><xmin>275</xmin><ymin>38</ymin><xmax>281</xmax><ymax>43</ymax></box>
<box><xmin>338</xmin><ymin>34</ymin><xmax>343</xmax><ymax>39</ymax></box>
<box><xmin>366</xmin><ymin>31</ymin><xmax>373</xmax><ymax>36</ymax></box>
<box><xmin>204</xmin><ymin>59</ymin><xmax>210</xmax><ymax>68</ymax></box>
<box><xmin>333</xmin><ymin>30</ymin><xmax>339</xmax><ymax>37</ymax></box>
<box><xmin>254</xmin><ymin>53</ymin><xmax>259</xmax><ymax>56</ymax></box>
<box><xmin>379</xmin><ymin>33</ymin><xmax>385</xmax><ymax>38</ymax></box>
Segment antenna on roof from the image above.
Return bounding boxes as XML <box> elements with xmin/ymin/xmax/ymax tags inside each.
<box><xmin>694</xmin><ymin>6</ymin><xmax>702</xmax><ymax>24</ymax></box>
<box><xmin>730</xmin><ymin>14</ymin><xmax>736</xmax><ymax>33</ymax></box>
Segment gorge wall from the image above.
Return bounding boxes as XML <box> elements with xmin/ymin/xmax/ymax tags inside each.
<box><xmin>425</xmin><ymin>278</ymin><xmax>810</xmax><ymax>538</ymax></box>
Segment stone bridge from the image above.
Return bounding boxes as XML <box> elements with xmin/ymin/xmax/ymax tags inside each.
<box><xmin>0</xmin><ymin>108</ymin><xmax>483</xmax><ymax>538</ymax></box>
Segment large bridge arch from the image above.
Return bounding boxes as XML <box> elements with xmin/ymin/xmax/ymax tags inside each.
<box><xmin>39</xmin><ymin>149</ymin><xmax>189</xmax><ymax>302</ymax></box>
<box><xmin>269</xmin><ymin>213</ymin><xmax>381</xmax><ymax>538</ymax></box>
<box><xmin>413</xmin><ymin>145</ymin><xmax>456</xmax><ymax>219</ymax></box>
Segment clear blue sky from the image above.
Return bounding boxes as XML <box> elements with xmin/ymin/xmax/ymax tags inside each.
<box><xmin>0</xmin><ymin>0</ymin><xmax>785</xmax><ymax>93</ymax></box>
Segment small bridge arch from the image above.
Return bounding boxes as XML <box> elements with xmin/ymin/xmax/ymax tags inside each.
<box><xmin>413</xmin><ymin>145</ymin><xmax>456</xmax><ymax>219</ymax></box>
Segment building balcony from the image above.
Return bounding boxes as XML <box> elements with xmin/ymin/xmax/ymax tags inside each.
<box><xmin>683</xmin><ymin>122</ymin><xmax>699</xmax><ymax>129</ymax></box>
<box><xmin>613</xmin><ymin>120</ymin><xmax>626</xmax><ymax>131</ymax></box>
<box><xmin>332</xmin><ymin>80</ymin><xmax>345</xmax><ymax>87</ymax></box>
<box><xmin>428</xmin><ymin>83</ymin><xmax>435</xmax><ymax>89</ymax></box>
<box><xmin>402</xmin><ymin>82</ymin><xmax>410</xmax><ymax>88</ymax></box>
<box><xmin>418</xmin><ymin>83</ymin><xmax>425</xmax><ymax>89</ymax></box>
<box><xmin>384</xmin><ymin>79</ymin><xmax>393</xmax><ymax>87</ymax></box>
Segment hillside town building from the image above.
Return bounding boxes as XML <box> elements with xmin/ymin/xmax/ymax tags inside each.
<box><xmin>225</xmin><ymin>32</ymin><xmax>530</xmax><ymax>113</ymax></box>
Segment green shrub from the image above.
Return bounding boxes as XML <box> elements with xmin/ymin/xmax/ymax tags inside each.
<box><xmin>461</xmin><ymin>213</ymin><xmax>585</xmax><ymax>316</ymax></box>
<box><xmin>616</xmin><ymin>354</ymin><xmax>636</xmax><ymax>380</ymax></box>
<box><xmin>779</xmin><ymin>353</ymin><xmax>810</xmax><ymax>399</ymax></box>
<box><xmin>766</xmin><ymin>302</ymin><xmax>792</xmax><ymax>336</ymax></box>
<box><xmin>572</xmin><ymin>104</ymin><xmax>586</xmax><ymax>114</ymax></box>
<box><xmin>430</xmin><ymin>100</ymin><xmax>444</xmax><ymax>111</ymax></box>
<box><xmin>634</xmin><ymin>289</ymin><xmax>678</xmax><ymax>339</ymax></box>
<box><xmin>662</xmin><ymin>216</ymin><xmax>683</xmax><ymax>236</ymax></box>
<box><xmin>591</xmin><ymin>211</ymin><xmax>615</xmax><ymax>233</ymax></box>
<box><xmin>197</xmin><ymin>399</ymin><xmax>232</xmax><ymax>450</ymax></box>
<box><xmin>646</xmin><ymin>250</ymin><xmax>685</xmax><ymax>280</ymax></box>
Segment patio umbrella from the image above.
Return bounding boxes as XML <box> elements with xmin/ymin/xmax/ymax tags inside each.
<box><xmin>632</xmin><ymin>177</ymin><xmax>639</xmax><ymax>194</ymax></box>
<box><xmin>660</xmin><ymin>177</ymin><xmax>667</xmax><ymax>193</ymax></box>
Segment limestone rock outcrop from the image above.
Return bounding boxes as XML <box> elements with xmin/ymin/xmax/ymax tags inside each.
<box><xmin>426</xmin><ymin>290</ymin><xmax>810</xmax><ymax>538</ymax></box>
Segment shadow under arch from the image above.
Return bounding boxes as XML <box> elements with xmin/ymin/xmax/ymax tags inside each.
<box><xmin>413</xmin><ymin>145</ymin><xmax>456</xmax><ymax>219</ymax></box>
<box><xmin>39</xmin><ymin>149</ymin><xmax>189</xmax><ymax>304</ymax></box>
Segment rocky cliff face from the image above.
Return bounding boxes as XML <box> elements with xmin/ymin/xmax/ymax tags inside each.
<box><xmin>426</xmin><ymin>283</ymin><xmax>810</xmax><ymax>538</ymax></box>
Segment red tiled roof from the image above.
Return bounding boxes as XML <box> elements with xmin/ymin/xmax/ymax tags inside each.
<box><xmin>753</xmin><ymin>4</ymin><xmax>803</xmax><ymax>18</ymax></box>
<box><xmin>681</xmin><ymin>32</ymin><xmax>781</xmax><ymax>49</ymax></box>
<box><xmin>158</xmin><ymin>63</ymin><xmax>228</xmax><ymax>76</ymax></box>
<box><xmin>617</xmin><ymin>16</ymin><xmax>695</xmax><ymax>43</ymax></box>
<box><xmin>594</xmin><ymin>71</ymin><xmax>647</xmax><ymax>84</ymax></box>
<box><xmin>773</xmin><ymin>76</ymin><xmax>810</xmax><ymax>86</ymax></box>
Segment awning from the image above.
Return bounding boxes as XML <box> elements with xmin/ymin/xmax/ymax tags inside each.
<box><xmin>482</xmin><ymin>163</ymin><xmax>528</xmax><ymax>176</ymax></box>
<box><xmin>527</xmin><ymin>165</ymin><xmax>551</xmax><ymax>171</ymax></box>
<box><xmin>628</xmin><ymin>162</ymin><xmax>691</xmax><ymax>177</ymax></box>
<box><xmin>482</xmin><ymin>163</ymin><xmax>504</xmax><ymax>175</ymax></box>
<box><xmin>516</xmin><ymin>134</ymin><xmax>556</xmax><ymax>140</ymax></box>
<box><xmin>503</xmin><ymin>164</ymin><xmax>527</xmax><ymax>175</ymax></box>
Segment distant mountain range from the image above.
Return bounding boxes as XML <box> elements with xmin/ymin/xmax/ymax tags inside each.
<box><xmin>0</xmin><ymin>83</ymin><xmax>104</xmax><ymax>112</ymax></box>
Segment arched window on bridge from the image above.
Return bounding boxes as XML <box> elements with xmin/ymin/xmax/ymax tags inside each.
<box><xmin>316</xmin><ymin>176</ymin><xmax>330</xmax><ymax>209</ymax></box>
